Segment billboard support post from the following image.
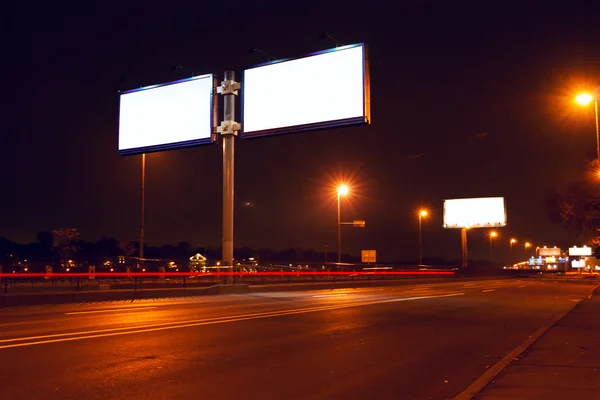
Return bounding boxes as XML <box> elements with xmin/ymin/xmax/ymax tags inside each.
<box><xmin>217</xmin><ymin>71</ymin><xmax>241</xmax><ymax>284</ymax></box>
<box><xmin>140</xmin><ymin>153</ymin><xmax>146</xmax><ymax>272</ymax></box>
<box><xmin>461</xmin><ymin>228</ymin><xmax>468</xmax><ymax>269</ymax></box>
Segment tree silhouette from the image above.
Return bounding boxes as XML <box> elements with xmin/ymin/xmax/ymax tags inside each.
<box><xmin>52</xmin><ymin>228</ymin><xmax>80</xmax><ymax>268</ymax></box>
<box><xmin>547</xmin><ymin>159</ymin><xmax>600</xmax><ymax>245</ymax></box>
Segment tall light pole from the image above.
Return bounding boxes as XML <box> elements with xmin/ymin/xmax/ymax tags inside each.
<box><xmin>524</xmin><ymin>242</ymin><xmax>532</xmax><ymax>258</ymax></box>
<box><xmin>575</xmin><ymin>92</ymin><xmax>600</xmax><ymax>160</ymax></box>
<box><xmin>510</xmin><ymin>238</ymin><xmax>517</xmax><ymax>263</ymax></box>
<box><xmin>489</xmin><ymin>231</ymin><xmax>498</xmax><ymax>249</ymax></box>
<box><xmin>489</xmin><ymin>231</ymin><xmax>498</xmax><ymax>261</ymax></box>
<box><xmin>140</xmin><ymin>153</ymin><xmax>146</xmax><ymax>270</ymax></box>
<box><xmin>418</xmin><ymin>210</ymin><xmax>428</xmax><ymax>265</ymax></box>
<box><xmin>337</xmin><ymin>184</ymin><xmax>349</xmax><ymax>264</ymax></box>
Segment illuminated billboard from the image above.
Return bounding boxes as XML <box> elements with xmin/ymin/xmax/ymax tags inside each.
<box><xmin>443</xmin><ymin>197</ymin><xmax>506</xmax><ymax>229</ymax></box>
<box><xmin>538</xmin><ymin>247</ymin><xmax>561</xmax><ymax>257</ymax></box>
<box><xmin>118</xmin><ymin>74</ymin><xmax>215</xmax><ymax>155</ymax></box>
<box><xmin>569</xmin><ymin>246</ymin><xmax>592</xmax><ymax>256</ymax></box>
<box><xmin>242</xmin><ymin>43</ymin><xmax>370</xmax><ymax>138</ymax></box>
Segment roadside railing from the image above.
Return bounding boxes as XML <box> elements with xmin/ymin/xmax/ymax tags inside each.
<box><xmin>0</xmin><ymin>269</ymin><xmax>458</xmax><ymax>294</ymax></box>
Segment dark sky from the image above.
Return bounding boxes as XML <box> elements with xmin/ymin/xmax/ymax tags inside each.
<box><xmin>4</xmin><ymin>0</ymin><xmax>600</xmax><ymax>262</ymax></box>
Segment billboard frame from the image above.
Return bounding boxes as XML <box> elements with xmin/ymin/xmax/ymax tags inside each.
<box><xmin>118</xmin><ymin>74</ymin><xmax>217</xmax><ymax>156</ymax></box>
<box><xmin>240</xmin><ymin>43</ymin><xmax>371</xmax><ymax>139</ymax></box>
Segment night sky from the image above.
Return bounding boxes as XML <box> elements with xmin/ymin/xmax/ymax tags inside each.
<box><xmin>4</xmin><ymin>0</ymin><xmax>600</xmax><ymax>262</ymax></box>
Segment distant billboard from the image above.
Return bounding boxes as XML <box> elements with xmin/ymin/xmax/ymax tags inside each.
<box><xmin>118</xmin><ymin>74</ymin><xmax>215</xmax><ymax>155</ymax></box>
<box><xmin>443</xmin><ymin>197</ymin><xmax>506</xmax><ymax>229</ymax></box>
<box><xmin>242</xmin><ymin>43</ymin><xmax>370</xmax><ymax>138</ymax></box>
<box><xmin>568</xmin><ymin>246</ymin><xmax>591</xmax><ymax>256</ymax></box>
<box><xmin>539</xmin><ymin>247</ymin><xmax>561</xmax><ymax>257</ymax></box>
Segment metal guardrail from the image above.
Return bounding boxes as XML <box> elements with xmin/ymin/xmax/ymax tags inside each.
<box><xmin>0</xmin><ymin>270</ymin><xmax>456</xmax><ymax>294</ymax></box>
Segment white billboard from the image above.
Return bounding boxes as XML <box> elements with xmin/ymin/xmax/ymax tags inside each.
<box><xmin>569</xmin><ymin>246</ymin><xmax>592</xmax><ymax>256</ymax></box>
<box><xmin>242</xmin><ymin>43</ymin><xmax>370</xmax><ymax>138</ymax></box>
<box><xmin>443</xmin><ymin>197</ymin><xmax>506</xmax><ymax>229</ymax></box>
<box><xmin>118</xmin><ymin>74</ymin><xmax>215</xmax><ymax>155</ymax></box>
<box><xmin>538</xmin><ymin>247</ymin><xmax>561</xmax><ymax>257</ymax></box>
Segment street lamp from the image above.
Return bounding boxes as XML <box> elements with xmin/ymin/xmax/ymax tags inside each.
<box><xmin>575</xmin><ymin>92</ymin><xmax>600</xmax><ymax>160</ymax></box>
<box><xmin>509</xmin><ymin>238</ymin><xmax>517</xmax><ymax>263</ymax></box>
<box><xmin>337</xmin><ymin>184</ymin><xmax>349</xmax><ymax>264</ymax></box>
<box><xmin>524</xmin><ymin>242</ymin><xmax>532</xmax><ymax>253</ymax></box>
<box><xmin>489</xmin><ymin>231</ymin><xmax>498</xmax><ymax>248</ymax></box>
<box><xmin>418</xmin><ymin>210</ymin><xmax>428</xmax><ymax>265</ymax></box>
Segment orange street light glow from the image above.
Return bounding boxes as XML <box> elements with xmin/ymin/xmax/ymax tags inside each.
<box><xmin>524</xmin><ymin>242</ymin><xmax>532</xmax><ymax>248</ymax></box>
<box><xmin>510</xmin><ymin>238</ymin><xmax>517</xmax><ymax>244</ymax></box>
<box><xmin>337</xmin><ymin>184</ymin><xmax>349</xmax><ymax>196</ymax></box>
<box><xmin>490</xmin><ymin>231</ymin><xmax>498</xmax><ymax>238</ymax></box>
<box><xmin>419</xmin><ymin>210</ymin><xmax>428</xmax><ymax>217</ymax></box>
<box><xmin>576</xmin><ymin>93</ymin><xmax>594</xmax><ymax>106</ymax></box>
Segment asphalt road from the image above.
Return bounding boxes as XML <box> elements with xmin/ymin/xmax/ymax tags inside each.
<box><xmin>0</xmin><ymin>279</ymin><xmax>597</xmax><ymax>400</ymax></box>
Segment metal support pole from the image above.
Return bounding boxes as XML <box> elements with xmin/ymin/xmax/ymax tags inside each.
<box><xmin>140</xmin><ymin>153</ymin><xmax>145</xmax><ymax>272</ymax></box>
<box><xmin>219</xmin><ymin>71</ymin><xmax>240</xmax><ymax>285</ymax></box>
<box><xmin>595</xmin><ymin>99</ymin><xmax>599</xmax><ymax>160</ymax></box>
<box><xmin>461</xmin><ymin>228</ymin><xmax>468</xmax><ymax>269</ymax></box>
<box><xmin>418</xmin><ymin>215</ymin><xmax>423</xmax><ymax>265</ymax></box>
<box><xmin>337</xmin><ymin>193</ymin><xmax>341</xmax><ymax>266</ymax></box>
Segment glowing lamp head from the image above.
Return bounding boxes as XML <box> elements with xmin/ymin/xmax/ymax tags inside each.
<box><xmin>490</xmin><ymin>231</ymin><xmax>498</xmax><ymax>238</ymax></box>
<box><xmin>510</xmin><ymin>238</ymin><xmax>517</xmax><ymax>244</ymax></box>
<box><xmin>337</xmin><ymin>184</ymin><xmax>349</xmax><ymax>196</ymax></box>
<box><xmin>419</xmin><ymin>210</ymin><xmax>428</xmax><ymax>217</ymax></box>
<box><xmin>576</xmin><ymin>93</ymin><xmax>594</xmax><ymax>106</ymax></box>
<box><xmin>525</xmin><ymin>242</ymin><xmax>532</xmax><ymax>248</ymax></box>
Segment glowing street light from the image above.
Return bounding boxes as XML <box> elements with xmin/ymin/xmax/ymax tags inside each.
<box><xmin>576</xmin><ymin>93</ymin><xmax>594</xmax><ymax>106</ymax></box>
<box><xmin>575</xmin><ymin>91</ymin><xmax>600</xmax><ymax>160</ymax></box>
<box><xmin>489</xmin><ymin>231</ymin><xmax>498</xmax><ymax>248</ymax></box>
<box><xmin>524</xmin><ymin>242</ymin><xmax>532</xmax><ymax>250</ymax></box>
<box><xmin>337</xmin><ymin>184</ymin><xmax>349</xmax><ymax>264</ymax></box>
<box><xmin>418</xmin><ymin>209</ymin><xmax>428</xmax><ymax>265</ymax></box>
<box><xmin>509</xmin><ymin>238</ymin><xmax>517</xmax><ymax>263</ymax></box>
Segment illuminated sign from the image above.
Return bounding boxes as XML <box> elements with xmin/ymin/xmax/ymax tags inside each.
<box><xmin>361</xmin><ymin>250</ymin><xmax>376</xmax><ymax>263</ymax></box>
<box><xmin>569</xmin><ymin>246</ymin><xmax>592</xmax><ymax>256</ymax></box>
<box><xmin>538</xmin><ymin>247</ymin><xmax>561</xmax><ymax>257</ymax></box>
<box><xmin>242</xmin><ymin>43</ymin><xmax>370</xmax><ymax>138</ymax></box>
<box><xmin>443</xmin><ymin>197</ymin><xmax>506</xmax><ymax>229</ymax></box>
<box><xmin>118</xmin><ymin>74</ymin><xmax>215</xmax><ymax>155</ymax></box>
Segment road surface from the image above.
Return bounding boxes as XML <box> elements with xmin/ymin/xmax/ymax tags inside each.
<box><xmin>0</xmin><ymin>278</ymin><xmax>596</xmax><ymax>400</ymax></box>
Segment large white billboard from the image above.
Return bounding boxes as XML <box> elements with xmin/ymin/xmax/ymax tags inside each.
<box><xmin>118</xmin><ymin>74</ymin><xmax>215</xmax><ymax>155</ymax></box>
<box><xmin>242</xmin><ymin>43</ymin><xmax>370</xmax><ymax>138</ymax></box>
<box><xmin>569</xmin><ymin>246</ymin><xmax>592</xmax><ymax>256</ymax></box>
<box><xmin>443</xmin><ymin>197</ymin><xmax>507</xmax><ymax>229</ymax></box>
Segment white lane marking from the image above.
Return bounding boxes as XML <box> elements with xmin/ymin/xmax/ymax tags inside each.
<box><xmin>482</xmin><ymin>289</ymin><xmax>495</xmax><ymax>293</ymax></box>
<box><xmin>0</xmin><ymin>293</ymin><xmax>465</xmax><ymax>349</ymax></box>
<box><xmin>65</xmin><ymin>307</ymin><xmax>158</xmax><ymax>315</ymax></box>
